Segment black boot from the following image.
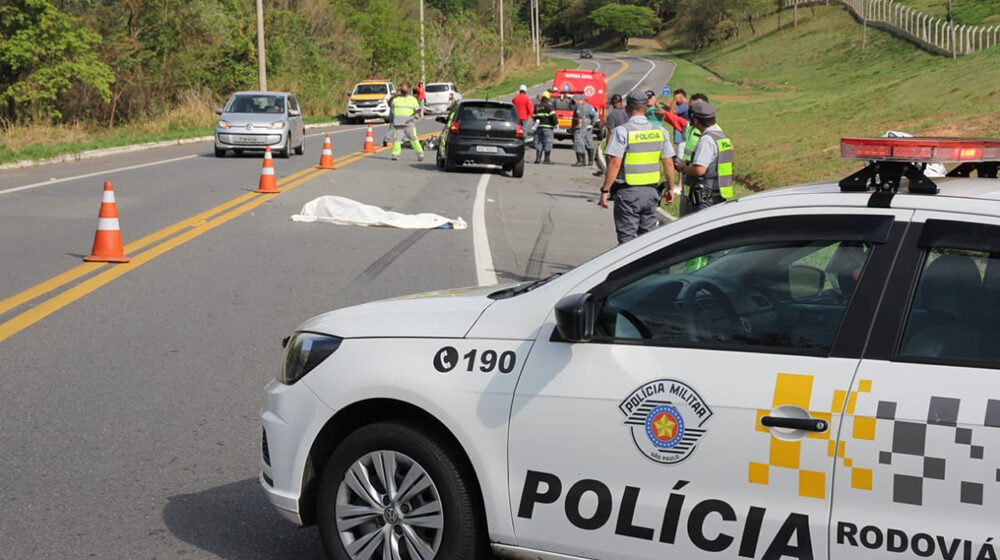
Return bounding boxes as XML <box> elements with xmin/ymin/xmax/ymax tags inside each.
<box><xmin>535</xmin><ymin>151</ymin><xmax>542</xmax><ymax>164</ymax></box>
<box><xmin>543</xmin><ymin>152</ymin><xmax>553</xmax><ymax>165</ymax></box>
<box><xmin>587</xmin><ymin>149</ymin><xmax>594</xmax><ymax>166</ymax></box>
<box><xmin>572</xmin><ymin>152</ymin><xmax>586</xmax><ymax>167</ymax></box>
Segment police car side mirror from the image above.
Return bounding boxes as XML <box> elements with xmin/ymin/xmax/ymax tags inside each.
<box><xmin>435</xmin><ymin>116</ymin><xmax>448</xmax><ymax>124</ymax></box>
<box><xmin>554</xmin><ymin>293</ymin><xmax>595</xmax><ymax>342</ymax></box>
<box><xmin>788</xmin><ymin>265</ymin><xmax>825</xmax><ymax>299</ymax></box>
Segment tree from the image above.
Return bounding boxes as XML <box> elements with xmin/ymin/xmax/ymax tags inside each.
<box><xmin>0</xmin><ymin>0</ymin><xmax>114</xmax><ymax>123</ymax></box>
<box><xmin>589</xmin><ymin>3</ymin><xmax>658</xmax><ymax>47</ymax></box>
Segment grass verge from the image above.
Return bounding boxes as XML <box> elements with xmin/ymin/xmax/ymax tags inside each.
<box><xmin>661</xmin><ymin>6</ymin><xmax>1000</xmax><ymax>189</ymax></box>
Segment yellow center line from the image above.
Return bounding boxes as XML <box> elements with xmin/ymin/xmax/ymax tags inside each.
<box><xmin>0</xmin><ymin>166</ymin><xmax>329</xmax><ymax>344</ymax></box>
<box><xmin>0</xmin><ymin>165</ymin><xmax>318</xmax><ymax>317</ymax></box>
<box><xmin>0</xmin><ymin>129</ymin><xmax>441</xmax><ymax>339</ymax></box>
<box><xmin>606</xmin><ymin>58</ymin><xmax>630</xmax><ymax>85</ymax></box>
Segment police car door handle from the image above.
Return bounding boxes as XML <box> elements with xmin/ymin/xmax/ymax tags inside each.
<box><xmin>760</xmin><ymin>415</ymin><xmax>829</xmax><ymax>433</ymax></box>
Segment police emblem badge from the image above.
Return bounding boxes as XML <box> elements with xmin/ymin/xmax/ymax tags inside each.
<box><xmin>620</xmin><ymin>379</ymin><xmax>713</xmax><ymax>464</ymax></box>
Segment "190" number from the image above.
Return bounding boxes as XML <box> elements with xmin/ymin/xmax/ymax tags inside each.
<box><xmin>463</xmin><ymin>349</ymin><xmax>516</xmax><ymax>374</ymax></box>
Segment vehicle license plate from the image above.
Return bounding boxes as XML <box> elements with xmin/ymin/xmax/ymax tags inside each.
<box><xmin>476</xmin><ymin>145</ymin><xmax>498</xmax><ymax>153</ymax></box>
<box><xmin>237</xmin><ymin>135</ymin><xmax>265</xmax><ymax>144</ymax></box>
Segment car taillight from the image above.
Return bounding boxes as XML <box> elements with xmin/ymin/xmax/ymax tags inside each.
<box><xmin>515</xmin><ymin>124</ymin><xmax>524</xmax><ymax>138</ymax></box>
<box><xmin>449</xmin><ymin>93</ymin><xmax>455</xmax><ymax>100</ymax></box>
<box><xmin>450</xmin><ymin>120</ymin><xmax>460</xmax><ymax>134</ymax></box>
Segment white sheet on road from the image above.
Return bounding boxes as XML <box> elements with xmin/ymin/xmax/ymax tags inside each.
<box><xmin>291</xmin><ymin>196</ymin><xmax>468</xmax><ymax>230</ymax></box>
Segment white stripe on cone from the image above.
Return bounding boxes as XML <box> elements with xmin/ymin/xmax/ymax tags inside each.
<box><xmin>323</xmin><ymin>148</ymin><xmax>333</xmax><ymax>155</ymax></box>
<box><xmin>96</xmin><ymin>218</ymin><xmax>121</xmax><ymax>230</ymax></box>
<box><xmin>261</xmin><ymin>167</ymin><xmax>275</xmax><ymax>175</ymax></box>
<box><xmin>102</xmin><ymin>191</ymin><xmax>116</xmax><ymax>203</ymax></box>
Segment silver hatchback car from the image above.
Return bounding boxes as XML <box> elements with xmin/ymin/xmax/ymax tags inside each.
<box><xmin>215</xmin><ymin>91</ymin><xmax>305</xmax><ymax>158</ymax></box>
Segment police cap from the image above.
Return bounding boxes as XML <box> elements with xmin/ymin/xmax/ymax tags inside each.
<box><xmin>625</xmin><ymin>90</ymin><xmax>648</xmax><ymax>107</ymax></box>
<box><xmin>690</xmin><ymin>101</ymin><xmax>716</xmax><ymax>119</ymax></box>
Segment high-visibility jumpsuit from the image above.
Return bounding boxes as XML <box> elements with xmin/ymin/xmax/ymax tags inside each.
<box><xmin>391</xmin><ymin>95</ymin><xmax>423</xmax><ymax>158</ymax></box>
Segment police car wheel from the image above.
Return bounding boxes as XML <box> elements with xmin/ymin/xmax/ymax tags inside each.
<box><xmin>317</xmin><ymin>422</ymin><xmax>487</xmax><ymax>560</ymax></box>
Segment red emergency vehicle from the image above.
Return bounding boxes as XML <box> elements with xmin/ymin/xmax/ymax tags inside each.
<box><xmin>549</xmin><ymin>69</ymin><xmax>607</xmax><ymax>140</ymax></box>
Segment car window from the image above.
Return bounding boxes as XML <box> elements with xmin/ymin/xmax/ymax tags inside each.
<box><xmin>458</xmin><ymin>105</ymin><xmax>515</xmax><ymax>122</ymax></box>
<box><xmin>594</xmin><ymin>239</ymin><xmax>873</xmax><ymax>354</ymax></box>
<box><xmin>899</xmin><ymin>248</ymin><xmax>998</xmax><ymax>363</ymax></box>
<box><xmin>426</xmin><ymin>84</ymin><xmax>449</xmax><ymax>93</ymax></box>
<box><xmin>289</xmin><ymin>96</ymin><xmax>299</xmax><ymax>112</ymax></box>
<box><xmin>354</xmin><ymin>84</ymin><xmax>388</xmax><ymax>95</ymax></box>
<box><xmin>225</xmin><ymin>94</ymin><xmax>285</xmax><ymax>114</ymax></box>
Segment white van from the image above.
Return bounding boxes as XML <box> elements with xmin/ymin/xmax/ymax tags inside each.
<box><xmin>424</xmin><ymin>82</ymin><xmax>462</xmax><ymax>115</ymax></box>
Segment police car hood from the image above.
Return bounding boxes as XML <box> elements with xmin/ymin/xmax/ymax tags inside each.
<box><xmin>296</xmin><ymin>286</ymin><xmax>502</xmax><ymax>339</ymax></box>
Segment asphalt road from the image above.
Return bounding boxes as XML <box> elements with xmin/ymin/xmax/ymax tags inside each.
<box><xmin>0</xmin><ymin>52</ymin><xmax>675</xmax><ymax>559</ymax></box>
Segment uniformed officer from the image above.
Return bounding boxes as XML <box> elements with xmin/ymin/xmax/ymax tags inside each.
<box><xmin>571</xmin><ymin>95</ymin><xmax>590</xmax><ymax>167</ymax></box>
<box><xmin>391</xmin><ymin>85</ymin><xmax>424</xmax><ymax>162</ymax></box>
<box><xmin>676</xmin><ymin>92</ymin><xmax>710</xmax><ymax>216</ymax></box>
<box><xmin>533</xmin><ymin>90</ymin><xmax>557</xmax><ymax>165</ymax></box>
<box><xmin>677</xmin><ymin>101</ymin><xmax>734</xmax><ymax>212</ymax></box>
<box><xmin>599</xmin><ymin>90</ymin><xmax>676</xmax><ymax>244</ymax></box>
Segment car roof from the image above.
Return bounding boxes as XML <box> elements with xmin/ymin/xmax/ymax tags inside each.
<box><xmin>457</xmin><ymin>99</ymin><xmax>515</xmax><ymax>107</ymax></box>
<box><xmin>426</xmin><ymin>82</ymin><xmax>455</xmax><ymax>86</ymax></box>
<box><xmin>749</xmin><ymin>176</ymin><xmax>1000</xmax><ymax>202</ymax></box>
<box><xmin>230</xmin><ymin>91</ymin><xmax>292</xmax><ymax>97</ymax></box>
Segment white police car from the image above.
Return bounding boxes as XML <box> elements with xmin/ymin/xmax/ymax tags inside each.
<box><xmin>261</xmin><ymin>137</ymin><xmax>1000</xmax><ymax>560</ymax></box>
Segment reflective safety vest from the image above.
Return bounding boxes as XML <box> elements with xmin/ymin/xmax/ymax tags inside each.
<box><xmin>681</xmin><ymin>124</ymin><xmax>704</xmax><ymax>196</ymax></box>
<box><xmin>702</xmin><ymin>129</ymin><xmax>734</xmax><ymax>199</ymax></box>
<box><xmin>534</xmin><ymin>102</ymin><xmax>556</xmax><ymax>128</ymax></box>
<box><xmin>392</xmin><ymin>95</ymin><xmax>419</xmax><ymax>125</ymax></box>
<box><xmin>622</xmin><ymin>120</ymin><xmax>665</xmax><ymax>186</ymax></box>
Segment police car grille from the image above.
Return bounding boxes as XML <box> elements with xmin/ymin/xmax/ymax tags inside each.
<box><xmin>261</xmin><ymin>427</ymin><xmax>271</xmax><ymax>467</ymax></box>
<box><xmin>357</xmin><ymin>101</ymin><xmax>378</xmax><ymax>107</ymax></box>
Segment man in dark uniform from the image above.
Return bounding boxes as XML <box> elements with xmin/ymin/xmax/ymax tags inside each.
<box><xmin>599</xmin><ymin>90</ymin><xmax>676</xmax><ymax>244</ymax></box>
<box><xmin>533</xmin><ymin>90</ymin><xmax>557</xmax><ymax>164</ymax></box>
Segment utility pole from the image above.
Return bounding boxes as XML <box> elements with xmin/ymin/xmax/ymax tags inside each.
<box><xmin>862</xmin><ymin>0</ymin><xmax>868</xmax><ymax>49</ymax></box>
<box><xmin>534</xmin><ymin>0</ymin><xmax>541</xmax><ymax>66</ymax></box>
<box><xmin>256</xmin><ymin>0</ymin><xmax>267</xmax><ymax>90</ymax></box>
<box><xmin>420</xmin><ymin>0</ymin><xmax>426</xmax><ymax>87</ymax></box>
<box><xmin>948</xmin><ymin>0</ymin><xmax>956</xmax><ymax>58</ymax></box>
<box><xmin>529</xmin><ymin>0</ymin><xmax>536</xmax><ymax>64</ymax></box>
<box><xmin>499</xmin><ymin>0</ymin><xmax>504</xmax><ymax>72</ymax></box>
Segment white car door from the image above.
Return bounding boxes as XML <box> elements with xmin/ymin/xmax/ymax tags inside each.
<box><xmin>830</xmin><ymin>213</ymin><xmax>1000</xmax><ymax>560</ymax></box>
<box><xmin>507</xmin><ymin>211</ymin><xmax>908</xmax><ymax>560</ymax></box>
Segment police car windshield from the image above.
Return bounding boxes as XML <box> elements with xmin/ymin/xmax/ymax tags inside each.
<box><xmin>354</xmin><ymin>84</ymin><xmax>388</xmax><ymax>95</ymax></box>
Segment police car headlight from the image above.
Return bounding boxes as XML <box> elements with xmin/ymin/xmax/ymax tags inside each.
<box><xmin>280</xmin><ymin>332</ymin><xmax>342</xmax><ymax>385</ymax></box>
<box><xmin>267</xmin><ymin>121</ymin><xmax>285</xmax><ymax>130</ymax></box>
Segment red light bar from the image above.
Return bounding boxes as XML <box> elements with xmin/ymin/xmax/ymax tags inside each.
<box><xmin>841</xmin><ymin>137</ymin><xmax>1000</xmax><ymax>163</ymax></box>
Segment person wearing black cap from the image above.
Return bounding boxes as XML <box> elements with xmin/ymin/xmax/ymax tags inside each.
<box><xmin>677</xmin><ymin>100</ymin><xmax>734</xmax><ymax>212</ymax></box>
<box><xmin>593</xmin><ymin>93</ymin><xmax>628</xmax><ymax>176</ymax></box>
<box><xmin>599</xmin><ymin>90</ymin><xmax>676</xmax><ymax>244</ymax></box>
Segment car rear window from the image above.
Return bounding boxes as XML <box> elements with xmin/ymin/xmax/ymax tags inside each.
<box><xmin>225</xmin><ymin>94</ymin><xmax>285</xmax><ymax>114</ymax></box>
<box><xmin>458</xmin><ymin>105</ymin><xmax>516</xmax><ymax>122</ymax></box>
<box><xmin>354</xmin><ymin>84</ymin><xmax>388</xmax><ymax>95</ymax></box>
<box><xmin>426</xmin><ymin>84</ymin><xmax>450</xmax><ymax>93</ymax></box>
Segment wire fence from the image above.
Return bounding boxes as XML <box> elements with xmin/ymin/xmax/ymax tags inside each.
<box><xmin>783</xmin><ymin>0</ymin><xmax>1000</xmax><ymax>56</ymax></box>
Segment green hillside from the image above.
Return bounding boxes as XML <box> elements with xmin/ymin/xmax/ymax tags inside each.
<box><xmin>900</xmin><ymin>0</ymin><xmax>1000</xmax><ymax>24</ymax></box>
<box><xmin>664</xmin><ymin>6</ymin><xmax>1000</xmax><ymax>189</ymax></box>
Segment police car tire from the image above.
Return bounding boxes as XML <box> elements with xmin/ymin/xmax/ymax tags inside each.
<box><xmin>317</xmin><ymin>422</ymin><xmax>488</xmax><ymax>560</ymax></box>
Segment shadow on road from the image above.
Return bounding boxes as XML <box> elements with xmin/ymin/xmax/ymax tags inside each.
<box><xmin>163</xmin><ymin>478</ymin><xmax>323</xmax><ymax>560</ymax></box>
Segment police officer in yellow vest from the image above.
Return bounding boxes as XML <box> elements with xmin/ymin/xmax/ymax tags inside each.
<box><xmin>391</xmin><ymin>85</ymin><xmax>424</xmax><ymax>162</ymax></box>
<box><xmin>599</xmin><ymin>90</ymin><xmax>676</xmax><ymax>244</ymax></box>
<box><xmin>677</xmin><ymin>101</ymin><xmax>733</xmax><ymax>212</ymax></box>
<box><xmin>676</xmin><ymin>92</ymin><xmax>709</xmax><ymax>216</ymax></box>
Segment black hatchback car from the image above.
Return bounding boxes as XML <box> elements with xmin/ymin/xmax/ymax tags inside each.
<box><xmin>435</xmin><ymin>100</ymin><xmax>525</xmax><ymax>178</ymax></box>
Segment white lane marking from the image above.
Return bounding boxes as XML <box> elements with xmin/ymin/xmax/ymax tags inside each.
<box><xmin>0</xmin><ymin>155</ymin><xmax>198</xmax><ymax>195</ymax></box>
<box><xmin>473</xmin><ymin>173</ymin><xmax>498</xmax><ymax>286</ymax></box>
<box><xmin>629</xmin><ymin>57</ymin><xmax>658</xmax><ymax>92</ymax></box>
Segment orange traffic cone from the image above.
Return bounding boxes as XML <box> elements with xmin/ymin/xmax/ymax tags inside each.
<box><xmin>84</xmin><ymin>181</ymin><xmax>130</xmax><ymax>263</ymax></box>
<box><xmin>256</xmin><ymin>147</ymin><xmax>279</xmax><ymax>193</ymax></box>
<box><xmin>317</xmin><ymin>133</ymin><xmax>336</xmax><ymax>169</ymax></box>
<box><xmin>363</xmin><ymin>124</ymin><xmax>376</xmax><ymax>153</ymax></box>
